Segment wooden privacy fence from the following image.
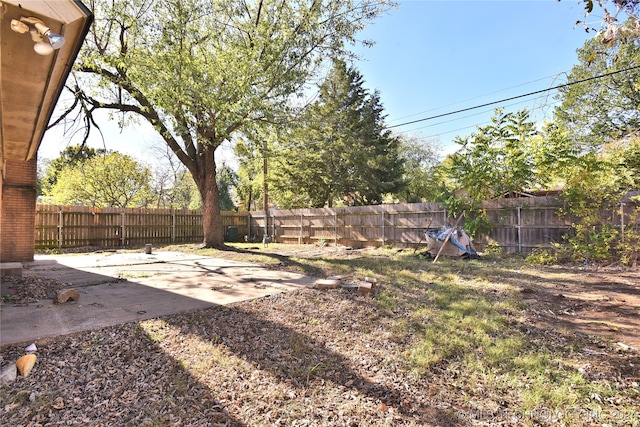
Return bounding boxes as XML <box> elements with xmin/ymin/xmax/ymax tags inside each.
<box><xmin>35</xmin><ymin>205</ymin><xmax>247</xmax><ymax>249</ymax></box>
<box><xmin>478</xmin><ymin>197</ymin><xmax>575</xmax><ymax>253</ymax></box>
<box><xmin>35</xmin><ymin>196</ymin><xmax>636</xmax><ymax>253</ymax></box>
<box><xmin>249</xmin><ymin>202</ymin><xmax>447</xmax><ymax>247</ymax></box>
<box><xmin>249</xmin><ymin>197</ymin><xmax>577</xmax><ymax>254</ymax></box>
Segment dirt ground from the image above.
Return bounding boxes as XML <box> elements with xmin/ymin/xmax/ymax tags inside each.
<box><xmin>513</xmin><ymin>264</ymin><xmax>640</xmax><ymax>350</ymax></box>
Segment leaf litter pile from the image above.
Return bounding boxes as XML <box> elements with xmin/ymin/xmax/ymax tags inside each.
<box><xmin>1</xmin><ymin>247</ymin><xmax>639</xmax><ymax>426</ymax></box>
<box><xmin>0</xmin><ymin>275</ymin><xmax>71</xmax><ymax>305</ymax></box>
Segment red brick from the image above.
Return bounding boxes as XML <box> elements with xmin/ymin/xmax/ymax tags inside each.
<box><xmin>357</xmin><ymin>282</ymin><xmax>372</xmax><ymax>297</ymax></box>
<box><xmin>1</xmin><ymin>157</ymin><xmax>37</xmax><ymax>262</ymax></box>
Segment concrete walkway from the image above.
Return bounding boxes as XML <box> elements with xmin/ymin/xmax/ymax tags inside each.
<box><xmin>1</xmin><ymin>251</ymin><xmax>316</xmax><ymax>347</ymax></box>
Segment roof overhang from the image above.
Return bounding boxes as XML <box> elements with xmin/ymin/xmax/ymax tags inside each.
<box><xmin>0</xmin><ymin>0</ymin><xmax>92</xmax><ymax>165</ymax></box>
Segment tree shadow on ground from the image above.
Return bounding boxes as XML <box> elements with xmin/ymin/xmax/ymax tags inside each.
<box><xmin>157</xmin><ymin>291</ymin><xmax>462</xmax><ymax>426</ymax></box>
<box><xmin>0</xmin><ymin>323</ymin><xmax>239</xmax><ymax>426</ymax></box>
<box><xmin>227</xmin><ymin>246</ymin><xmax>328</xmax><ymax>276</ymax></box>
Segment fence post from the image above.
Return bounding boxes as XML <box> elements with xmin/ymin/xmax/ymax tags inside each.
<box><xmin>172</xmin><ymin>209</ymin><xmax>176</xmax><ymax>243</ymax></box>
<box><xmin>299</xmin><ymin>212</ymin><xmax>303</xmax><ymax>244</ymax></box>
<box><xmin>334</xmin><ymin>211</ymin><xmax>338</xmax><ymax>247</ymax></box>
<box><xmin>271</xmin><ymin>214</ymin><xmax>275</xmax><ymax>241</ymax></box>
<box><xmin>58</xmin><ymin>210</ymin><xmax>63</xmax><ymax>248</ymax></box>
<box><xmin>248</xmin><ymin>212</ymin><xmax>252</xmax><ymax>242</ymax></box>
<box><xmin>382</xmin><ymin>210</ymin><xmax>385</xmax><ymax>247</ymax></box>
<box><xmin>517</xmin><ymin>206</ymin><xmax>522</xmax><ymax>254</ymax></box>
<box><xmin>121</xmin><ymin>211</ymin><xmax>125</xmax><ymax>246</ymax></box>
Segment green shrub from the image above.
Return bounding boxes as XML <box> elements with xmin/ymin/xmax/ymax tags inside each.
<box><xmin>482</xmin><ymin>242</ymin><xmax>503</xmax><ymax>255</ymax></box>
<box><xmin>526</xmin><ymin>241</ymin><xmax>579</xmax><ymax>265</ymax></box>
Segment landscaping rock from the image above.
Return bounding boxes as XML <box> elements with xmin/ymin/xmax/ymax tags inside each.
<box><xmin>0</xmin><ymin>363</ymin><xmax>17</xmax><ymax>385</ymax></box>
<box><xmin>54</xmin><ymin>288</ymin><xmax>80</xmax><ymax>304</ymax></box>
<box><xmin>16</xmin><ymin>354</ymin><xmax>37</xmax><ymax>377</ymax></box>
<box><xmin>314</xmin><ymin>279</ymin><xmax>341</xmax><ymax>290</ymax></box>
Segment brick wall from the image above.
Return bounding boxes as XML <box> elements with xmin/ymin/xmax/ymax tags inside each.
<box><xmin>1</xmin><ymin>157</ymin><xmax>37</xmax><ymax>262</ymax></box>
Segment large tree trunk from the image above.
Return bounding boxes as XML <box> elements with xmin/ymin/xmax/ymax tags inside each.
<box><xmin>197</xmin><ymin>145</ymin><xmax>225</xmax><ymax>248</ymax></box>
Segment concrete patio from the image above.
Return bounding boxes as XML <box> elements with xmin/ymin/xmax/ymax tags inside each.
<box><xmin>1</xmin><ymin>251</ymin><xmax>316</xmax><ymax>346</ymax></box>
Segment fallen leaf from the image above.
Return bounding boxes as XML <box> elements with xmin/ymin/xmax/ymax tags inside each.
<box><xmin>52</xmin><ymin>397</ymin><xmax>65</xmax><ymax>410</ymax></box>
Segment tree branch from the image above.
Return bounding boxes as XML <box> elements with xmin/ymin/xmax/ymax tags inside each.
<box><xmin>75</xmin><ymin>65</ymin><xmax>194</xmax><ymax>170</ymax></box>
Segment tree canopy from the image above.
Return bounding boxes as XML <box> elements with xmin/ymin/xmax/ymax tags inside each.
<box><xmin>544</xmin><ymin>16</ymin><xmax>640</xmax><ymax>204</ymax></box>
<box><xmin>48</xmin><ymin>152</ymin><xmax>152</xmax><ymax>208</ymax></box>
<box><xmin>60</xmin><ymin>0</ymin><xmax>392</xmax><ymax>247</ymax></box>
<box><xmin>148</xmin><ymin>146</ymin><xmax>200</xmax><ymax>209</ymax></box>
<box><xmin>397</xmin><ymin>134</ymin><xmax>444</xmax><ymax>203</ymax></box>
<box><xmin>573</xmin><ymin>0</ymin><xmax>640</xmax><ymax>42</ymax></box>
<box><xmin>526</xmin><ymin>15</ymin><xmax>640</xmax><ymax>264</ymax></box>
<box><xmin>40</xmin><ymin>145</ymin><xmax>107</xmax><ymax>196</ymax></box>
<box><xmin>553</xmin><ymin>24</ymin><xmax>640</xmax><ymax>150</ymax></box>
<box><xmin>234</xmin><ymin>136</ymin><xmax>264</xmax><ymax>212</ymax></box>
<box><xmin>449</xmin><ymin>108</ymin><xmax>538</xmax><ymax>201</ymax></box>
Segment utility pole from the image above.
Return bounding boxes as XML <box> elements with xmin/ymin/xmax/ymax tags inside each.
<box><xmin>262</xmin><ymin>139</ymin><xmax>269</xmax><ymax>246</ymax></box>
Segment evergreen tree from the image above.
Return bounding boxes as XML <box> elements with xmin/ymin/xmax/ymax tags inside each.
<box><xmin>216</xmin><ymin>164</ymin><xmax>238</xmax><ymax>211</ymax></box>
<box><xmin>274</xmin><ymin>60</ymin><xmax>405</xmax><ymax>208</ymax></box>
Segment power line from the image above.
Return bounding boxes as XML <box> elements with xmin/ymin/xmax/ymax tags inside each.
<box><xmin>397</xmin><ymin>91</ymin><xmax>557</xmax><ymax>133</ymax></box>
<box><xmin>262</xmin><ymin>91</ymin><xmax>562</xmax><ymax>156</ymax></box>
<box><xmin>385</xmin><ymin>65</ymin><xmax>640</xmax><ymax>130</ymax></box>
<box><xmin>386</xmin><ymin>71</ymin><xmax>569</xmax><ymax>124</ymax></box>
<box><xmin>395</xmin><ymin>92</ymin><xmax>562</xmax><ymax>136</ymax></box>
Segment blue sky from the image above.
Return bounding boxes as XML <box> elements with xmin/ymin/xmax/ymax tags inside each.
<box><xmin>351</xmin><ymin>0</ymin><xmax>600</xmax><ymax>154</ymax></box>
<box><xmin>40</xmin><ymin>0</ymin><xmax>602</xmax><ymax>162</ymax></box>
